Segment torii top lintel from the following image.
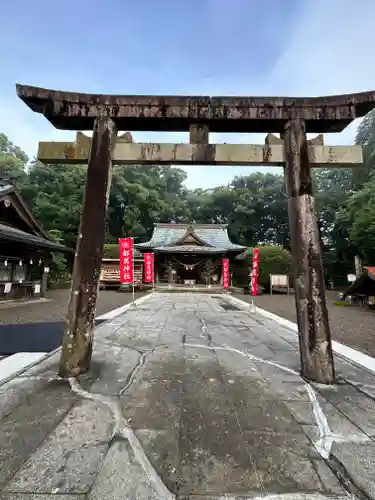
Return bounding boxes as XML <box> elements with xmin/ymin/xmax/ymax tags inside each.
<box><xmin>16</xmin><ymin>84</ymin><xmax>375</xmax><ymax>134</ymax></box>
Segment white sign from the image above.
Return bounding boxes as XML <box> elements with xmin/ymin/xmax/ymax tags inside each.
<box><xmin>270</xmin><ymin>274</ymin><xmax>289</xmax><ymax>287</ymax></box>
<box><xmin>4</xmin><ymin>282</ymin><xmax>12</xmax><ymax>293</ymax></box>
<box><xmin>347</xmin><ymin>274</ymin><xmax>356</xmax><ymax>283</ymax></box>
<box><xmin>44</xmin><ymin>267</ymin><xmax>50</xmax><ymax>273</ymax></box>
<box><xmin>34</xmin><ymin>284</ymin><xmax>41</xmax><ymax>294</ymax></box>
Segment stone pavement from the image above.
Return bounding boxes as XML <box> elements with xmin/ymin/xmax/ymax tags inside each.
<box><xmin>1</xmin><ymin>293</ymin><xmax>375</xmax><ymax>499</ymax></box>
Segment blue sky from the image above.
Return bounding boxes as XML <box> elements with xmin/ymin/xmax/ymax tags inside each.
<box><xmin>1</xmin><ymin>0</ymin><xmax>375</xmax><ymax>189</ymax></box>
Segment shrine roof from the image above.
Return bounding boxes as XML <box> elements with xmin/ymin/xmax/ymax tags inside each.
<box><xmin>16</xmin><ymin>84</ymin><xmax>375</xmax><ymax>133</ymax></box>
<box><xmin>0</xmin><ymin>179</ymin><xmax>71</xmax><ymax>252</ymax></box>
<box><xmin>135</xmin><ymin>223</ymin><xmax>245</xmax><ymax>253</ymax></box>
<box><xmin>343</xmin><ymin>268</ymin><xmax>375</xmax><ymax>298</ymax></box>
<box><xmin>153</xmin><ymin>245</ymin><xmax>231</xmax><ymax>254</ymax></box>
<box><xmin>0</xmin><ymin>223</ymin><xmax>70</xmax><ymax>252</ymax></box>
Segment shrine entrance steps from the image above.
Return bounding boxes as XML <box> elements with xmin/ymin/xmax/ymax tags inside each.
<box><xmin>155</xmin><ymin>284</ymin><xmax>244</xmax><ymax>294</ymax></box>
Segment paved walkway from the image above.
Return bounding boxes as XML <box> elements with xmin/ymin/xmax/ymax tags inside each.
<box><xmin>1</xmin><ymin>293</ymin><xmax>375</xmax><ymax>499</ymax></box>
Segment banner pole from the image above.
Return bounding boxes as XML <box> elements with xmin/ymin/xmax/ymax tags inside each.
<box><xmin>152</xmin><ymin>252</ymin><xmax>155</xmax><ymax>293</ymax></box>
<box><xmin>132</xmin><ymin>237</ymin><xmax>135</xmax><ymax>304</ymax></box>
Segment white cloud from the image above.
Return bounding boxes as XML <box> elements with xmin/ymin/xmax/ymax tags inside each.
<box><xmin>1</xmin><ymin>0</ymin><xmax>373</xmax><ymax>189</ymax></box>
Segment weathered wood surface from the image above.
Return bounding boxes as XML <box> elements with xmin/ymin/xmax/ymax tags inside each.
<box><xmin>16</xmin><ymin>84</ymin><xmax>375</xmax><ymax>132</ymax></box>
<box><xmin>189</xmin><ymin>123</ymin><xmax>209</xmax><ymax>144</ymax></box>
<box><xmin>283</xmin><ymin>118</ymin><xmax>335</xmax><ymax>384</ymax></box>
<box><xmin>189</xmin><ymin>123</ymin><xmax>213</xmax><ymax>162</ymax></box>
<box><xmin>38</xmin><ymin>135</ymin><xmax>363</xmax><ymax>166</ymax></box>
<box><xmin>58</xmin><ymin>117</ymin><xmax>117</xmax><ymax>378</ymax></box>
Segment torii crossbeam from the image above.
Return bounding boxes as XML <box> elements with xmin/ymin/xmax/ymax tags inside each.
<box><xmin>16</xmin><ymin>84</ymin><xmax>375</xmax><ymax>383</ymax></box>
<box><xmin>37</xmin><ymin>131</ymin><xmax>362</xmax><ymax>166</ymax></box>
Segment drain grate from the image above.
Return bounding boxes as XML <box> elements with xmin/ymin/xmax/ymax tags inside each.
<box><xmin>219</xmin><ymin>301</ymin><xmax>240</xmax><ymax>311</ymax></box>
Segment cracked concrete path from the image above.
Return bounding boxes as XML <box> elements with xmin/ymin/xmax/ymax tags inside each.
<box><xmin>1</xmin><ymin>293</ymin><xmax>375</xmax><ymax>499</ymax></box>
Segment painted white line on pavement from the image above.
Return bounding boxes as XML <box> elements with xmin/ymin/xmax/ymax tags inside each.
<box><xmin>186</xmin><ymin>342</ymin><xmax>369</xmax><ymax>459</ymax></box>
<box><xmin>69</xmin><ymin>377</ymin><xmax>175</xmax><ymax>500</ymax></box>
<box><xmin>0</xmin><ymin>352</ymin><xmax>47</xmax><ymax>384</ymax></box>
<box><xmin>96</xmin><ymin>292</ymin><xmax>154</xmax><ymax>321</ymax></box>
<box><xmin>226</xmin><ymin>294</ymin><xmax>375</xmax><ymax>375</ymax></box>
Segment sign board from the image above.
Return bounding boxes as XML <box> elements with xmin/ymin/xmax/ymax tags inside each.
<box><xmin>251</xmin><ymin>248</ymin><xmax>260</xmax><ymax>296</ymax></box>
<box><xmin>34</xmin><ymin>283</ymin><xmax>41</xmax><ymax>294</ymax></box>
<box><xmin>144</xmin><ymin>253</ymin><xmax>154</xmax><ymax>283</ymax></box>
<box><xmin>222</xmin><ymin>259</ymin><xmax>229</xmax><ymax>289</ymax></box>
<box><xmin>347</xmin><ymin>274</ymin><xmax>356</xmax><ymax>283</ymax></box>
<box><xmin>4</xmin><ymin>282</ymin><xmax>12</xmax><ymax>294</ymax></box>
<box><xmin>270</xmin><ymin>273</ymin><xmax>290</xmax><ymax>295</ymax></box>
<box><xmin>270</xmin><ymin>274</ymin><xmax>289</xmax><ymax>287</ymax></box>
<box><xmin>119</xmin><ymin>238</ymin><xmax>133</xmax><ymax>284</ymax></box>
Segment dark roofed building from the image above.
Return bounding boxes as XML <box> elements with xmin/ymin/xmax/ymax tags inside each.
<box><xmin>343</xmin><ymin>266</ymin><xmax>375</xmax><ymax>308</ymax></box>
<box><xmin>0</xmin><ymin>179</ymin><xmax>71</xmax><ymax>301</ymax></box>
<box><xmin>135</xmin><ymin>223</ymin><xmax>245</xmax><ymax>288</ymax></box>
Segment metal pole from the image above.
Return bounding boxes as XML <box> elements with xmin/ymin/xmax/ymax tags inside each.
<box><xmin>132</xmin><ymin>237</ymin><xmax>135</xmax><ymax>304</ymax></box>
<box><xmin>152</xmin><ymin>252</ymin><xmax>155</xmax><ymax>293</ymax></box>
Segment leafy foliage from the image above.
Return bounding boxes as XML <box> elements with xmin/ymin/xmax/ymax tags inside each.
<box><xmin>103</xmin><ymin>244</ymin><xmax>120</xmax><ymax>259</ymax></box>
<box><xmin>245</xmin><ymin>246</ymin><xmax>291</xmax><ymax>290</ymax></box>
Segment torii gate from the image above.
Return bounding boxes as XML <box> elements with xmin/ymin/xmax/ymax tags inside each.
<box><xmin>16</xmin><ymin>84</ymin><xmax>375</xmax><ymax>383</ymax></box>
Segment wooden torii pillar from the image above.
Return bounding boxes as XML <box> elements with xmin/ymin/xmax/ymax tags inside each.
<box><xmin>16</xmin><ymin>84</ymin><xmax>375</xmax><ymax>383</ymax></box>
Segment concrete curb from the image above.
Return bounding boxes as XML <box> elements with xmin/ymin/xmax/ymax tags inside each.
<box><xmin>0</xmin><ymin>346</ymin><xmax>62</xmax><ymax>388</ymax></box>
<box><xmin>0</xmin><ymin>298</ymin><xmax>50</xmax><ymax>310</ymax></box>
<box><xmin>226</xmin><ymin>294</ymin><xmax>375</xmax><ymax>376</ymax></box>
<box><xmin>96</xmin><ymin>292</ymin><xmax>154</xmax><ymax>321</ymax></box>
<box><xmin>0</xmin><ymin>292</ymin><xmax>155</xmax><ymax>387</ymax></box>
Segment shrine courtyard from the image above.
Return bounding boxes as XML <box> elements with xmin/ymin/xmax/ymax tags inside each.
<box><xmin>1</xmin><ymin>292</ymin><xmax>375</xmax><ymax>499</ymax></box>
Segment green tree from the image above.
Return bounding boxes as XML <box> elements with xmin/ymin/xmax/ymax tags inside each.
<box><xmin>336</xmin><ymin>177</ymin><xmax>375</xmax><ymax>264</ymax></box>
<box><xmin>352</xmin><ymin>108</ymin><xmax>375</xmax><ymax>188</ymax></box>
<box><xmin>25</xmin><ymin>161</ymin><xmax>87</xmax><ymax>248</ymax></box>
<box><xmin>0</xmin><ymin>133</ymin><xmax>28</xmax><ymax>186</ymax></box>
<box><xmin>331</xmin><ymin>109</ymin><xmax>375</xmax><ymax>269</ymax></box>
<box><xmin>234</xmin><ymin>245</ymin><xmax>291</xmax><ymax>290</ymax></box>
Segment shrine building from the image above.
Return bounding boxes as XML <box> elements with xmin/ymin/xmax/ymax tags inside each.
<box><xmin>135</xmin><ymin>223</ymin><xmax>245</xmax><ymax>288</ymax></box>
<box><xmin>0</xmin><ymin>179</ymin><xmax>71</xmax><ymax>301</ymax></box>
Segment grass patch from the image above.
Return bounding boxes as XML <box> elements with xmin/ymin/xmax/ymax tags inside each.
<box><xmin>332</xmin><ymin>300</ymin><xmax>353</xmax><ymax>307</ymax></box>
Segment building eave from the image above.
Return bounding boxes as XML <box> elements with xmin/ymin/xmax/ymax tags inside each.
<box><xmin>0</xmin><ymin>223</ymin><xmax>72</xmax><ymax>253</ymax></box>
<box><xmin>343</xmin><ymin>270</ymin><xmax>375</xmax><ymax>298</ymax></box>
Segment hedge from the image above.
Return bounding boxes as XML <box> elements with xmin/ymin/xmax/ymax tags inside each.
<box><xmin>233</xmin><ymin>245</ymin><xmax>291</xmax><ymax>291</ymax></box>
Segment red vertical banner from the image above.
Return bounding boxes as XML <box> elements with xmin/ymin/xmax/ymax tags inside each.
<box><xmin>251</xmin><ymin>248</ymin><xmax>260</xmax><ymax>296</ymax></box>
<box><xmin>222</xmin><ymin>259</ymin><xmax>229</xmax><ymax>289</ymax></box>
<box><xmin>144</xmin><ymin>253</ymin><xmax>154</xmax><ymax>283</ymax></box>
<box><xmin>119</xmin><ymin>238</ymin><xmax>133</xmax><ymax>284</ymax></box>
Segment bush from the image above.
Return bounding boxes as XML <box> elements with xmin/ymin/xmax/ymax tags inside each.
<box><xmin>234</xmin><ymin>246</ymin><xmax>291</xmax><ymax>291</ymax></box>
<box><xmin>103</xmin><ymin>244</ymin><xmax>120</xmax><ymax>259</ymax></box>
<box><xmin>103</xmin><ymin>243</ymin><xmax>141</xmax><ymax>259</ymax></box>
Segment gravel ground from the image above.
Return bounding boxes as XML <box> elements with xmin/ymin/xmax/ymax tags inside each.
<box><xmin>238</xmin><ymin>291</ymin><xmax>375</xmax><ymax>358</ymax></box>
<box><xmin>0</xmin><ymin>289</ymin><xmax>146</xmax><ymax>325</ymax></box>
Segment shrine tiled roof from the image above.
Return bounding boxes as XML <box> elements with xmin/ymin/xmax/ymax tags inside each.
<box><xmin>136</xmin><ymin>223</ymin><xmax>245</xmax><ymax>252</ymax></box>
<box><xmin>0</xmin><ymin>223</ymin><xmax>70</xmax><ymax>252</ymax></box>
<box><xmin>153</xmin><ymin>245</ymin><xmax>227</xmax><ymax>253</ymax></box>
